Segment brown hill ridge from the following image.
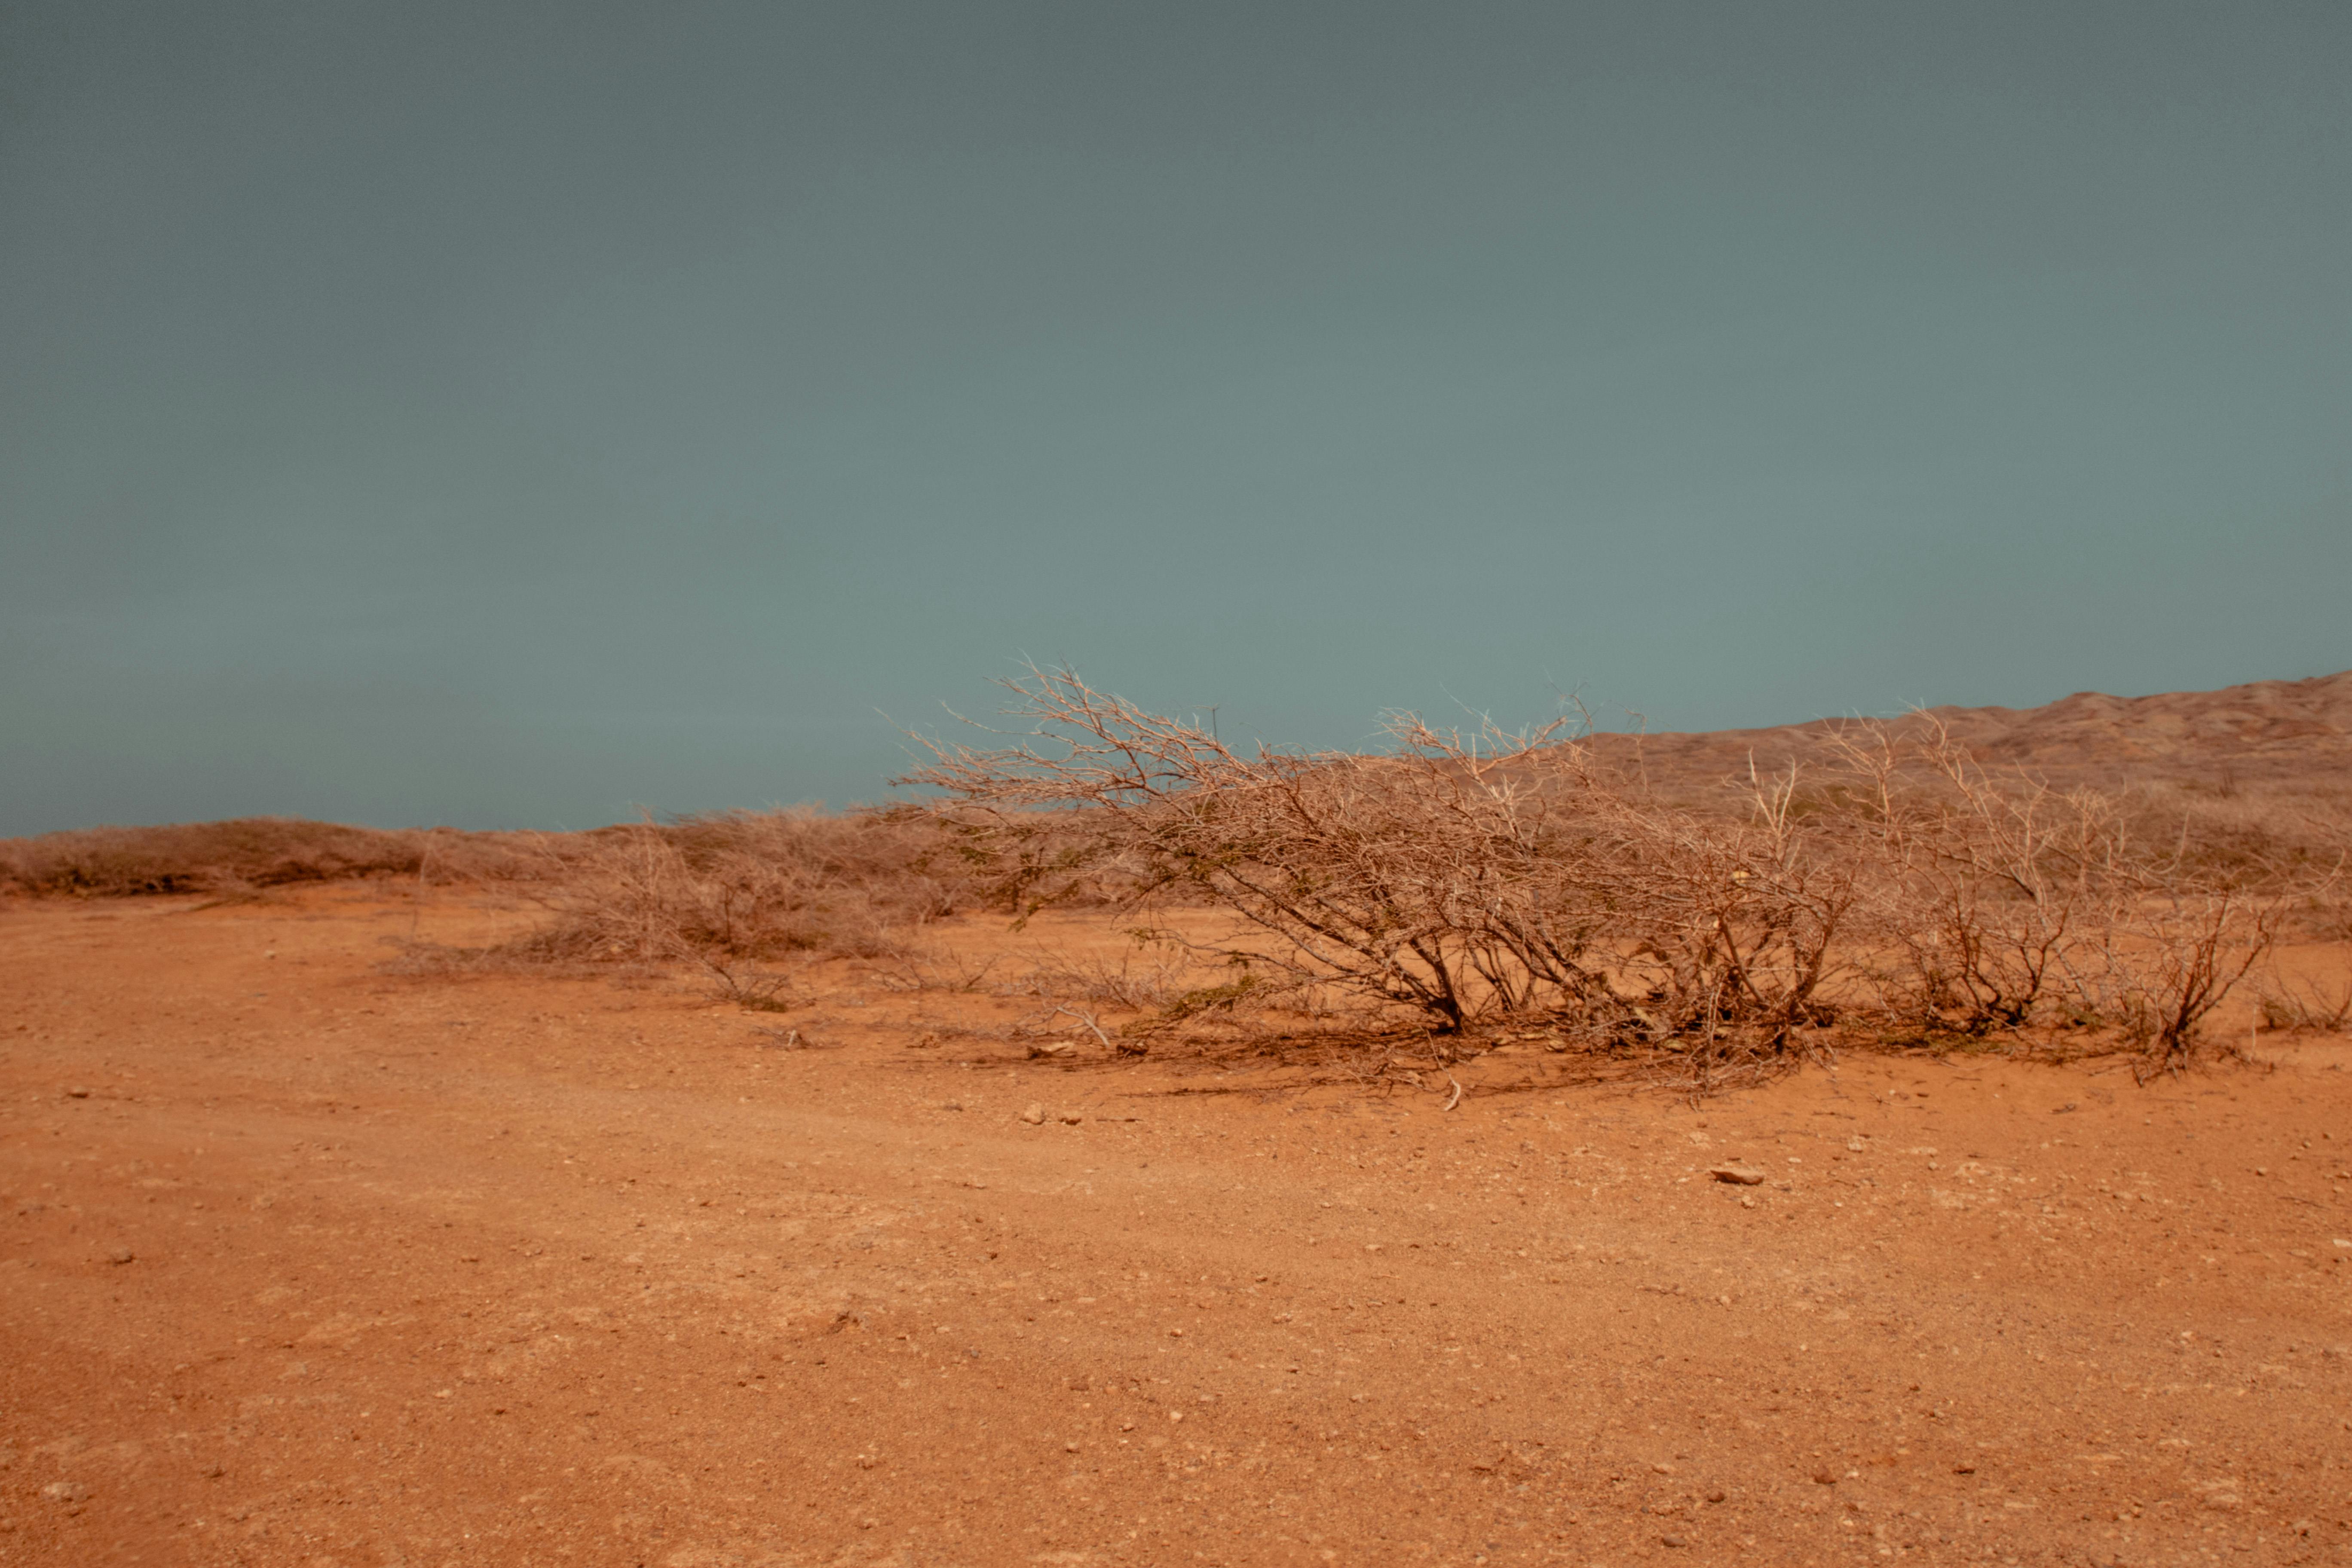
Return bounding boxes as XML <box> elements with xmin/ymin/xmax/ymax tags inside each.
<box><xmin>1589</xmin><ymin>669</ymin><xmax>2352</xmax><ymax>795</ymax></box>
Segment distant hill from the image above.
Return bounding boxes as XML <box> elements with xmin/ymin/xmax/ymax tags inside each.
<box><xmin>1585</xmin><ymin>671</ymin><xmax>2352</xmax><ymax>798</ymax></box>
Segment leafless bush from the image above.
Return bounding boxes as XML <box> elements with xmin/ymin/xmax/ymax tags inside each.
<box><xmin>904</xmin><ymin>670</ymin><xmax>1864</xmax><ymax>1062</ymax></box>
<box><xmin>493</xmin><ymin>808</ymin><xmax>971</xmax><ymax>985</ymax></box>
<box><xmin>1828</xmin><ymin>725</ymin><xmax>2113</xmax><ymax>1032</ymax></box>
<box><xmin>0</xmin><ymin>818</ymin><xmax>548</xmax><ymax>897</ymax></box>
<box><xmin>2256</xmin><ymin>970</ymin><xmax>2352</xmax><ymax>1035</ymax></box>
<box><xmin>870</xmin><ymin>941</ymin><xmax>1003</xmax><ymax>994</ymax></box>
<box><xmin>905</xmin><ymin>669</ymin><xmax>2302</xmax><ymax>1073</ymax></box>
<box><xmin>1821</xmin><ymin>721</ymin><xmax>2296</xmax><ymax>1068</ymax></box>
<box><xmin>1004</xmin><ymin>945</ymin><xmax>1222</xmax><ymax>1011</ymax></box>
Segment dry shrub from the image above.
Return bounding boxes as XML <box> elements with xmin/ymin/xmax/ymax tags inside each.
<box><xmin>2256</xmin><ymin>972</ymin><xmax>2352</xmax><ymax>1036</ymax></box>
<box><xmin>2108</xmin><ymin>778</ymin><xmax>2352</xmax><ymax>905</ymax></box>
<box><xmin>1007</xmin><ymin>946</ymin><xmax>1232</xmax><ymax>1014</ymax></box>
<box><xmin>905</xmin><ymin>669</ymin><xmax>2310</xmax><ymax>1077</ymax></box>
<box><xmin>5</xmin><ymin>807</ymin><xmax>980</xmax><ymax>1008</ymax></box>
<box><xmin>905</xmin><ymin>671</ymin><xmax>1865</xmax><ymax>1069</ymax></box>
<box><xmin>0</xmin><ymin>818</ymin><xmax>543</xmax><ymax>897</ymax></box>
<box><xmin>492</xmin><ymin>808</ymin><xmax>972</xmax><ymax>995</ymax></box>
<box><xmin>1825</xmin><ymin>724</ymin><xmax>2295</xmax><ymax>1068</ymax></box>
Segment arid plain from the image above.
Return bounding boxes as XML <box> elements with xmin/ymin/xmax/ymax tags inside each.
<box><xmin>5</xmin><ymin>675</ymin><xmax>2351</xmax><ymax>1568</ymax></box>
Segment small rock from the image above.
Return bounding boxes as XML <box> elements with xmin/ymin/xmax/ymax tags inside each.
<box><xmin>65</xmin><ymin>1087</ymin><xmax>89</xmax><ymax>1099</ymax></box>
<box><xmin>1020</xmin><ymin>1103</ymin><xmax>1046</xmax><ymax>1125</ymax></box>
<box><xmin>1661</xmin><ymin>1534</ymin><xmax>1688</xmax><ymax>1549</ymax></box>
<box><xmin>40</xmin><ymin>1481</ymin><xmax>88</xmax><ymax>1504</ymax></box>
<box><xmin>1709</xmin><ymin>1162</ymin><xmax>1766</xmax><ymax>1185</ymax></box>
<box><xmin>941</xmin><ymin>1100</ymin><xmax>963</xmax><ymax>1112</ymax></box>
<box><xmin>1063</xmin><ymin>1441</ymin><xmax>1079</xmax><ymax>1452</ymax></box>
<box><xmin>1706</xmin><ymin>1489</ymin><xmax>1727</xmax><ymax>1504</ymax></box>
<box><xmin>1058</xmin><ymin>1112</ymin><xmax>1083</xmax><ymax>1125</ymax></box>
<box><xmin>2201</xmin><ymin>1491</ymin><xmax>2240</xmax><ymax>1511</ymax></box>
<box><xmin>106</xmin><ymin>1248</ymin><xmax>135</xmax><ymax>1266</ymax></box>
<box><xmin>1812</xmin><ymin>1469</ymin><xmax>1837</xmax><ymax>1485</ymax></box>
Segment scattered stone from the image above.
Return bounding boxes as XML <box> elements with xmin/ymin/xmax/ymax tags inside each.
<box><xmin>2201</xmin><ymin>1491</ymin><xmax>2241</xmax><ymax>1511</ymax></box>
<box><xmin>1708</xmin><ymin>1162</ymin><xmax>1766</xmax><ymax>1185</ymax></box>
<box><xmin>941</xmin><ymin>1100</ymin><xmax>963</xmax><ymax>1112</ymax></box>
<box><xmin>1058</xmin><ymin>1112</ymin><xmax>1083</xmax><ymax>1125</ymax></box>
<box><xmin>1661</xmin><ymin>1534</ymin><xmax>1688</xmax><ymax>1549</ymax></box>
<box><xmin>1706</xmin><ymin>1489</ymin><xmax>1727</xmax><ymax>1504</ymax></box>
<box><xmin>1952</xmin><ymin>1464</ymin><xmax>1975</xmax><ymax>1475</ymax></box>
<box><xmin>39</xmin><ymin>1481</ymin><xmax>87</xmax><ymax>1504</ymax></box>
<box><xmin>65</xmin><ymin>1087</ymin><xmax>89</xmax><ymax>1099</ymax></box>
<box><xmin>1020</xmin><ymin>1103</ymin><xmax>1046</xmax><ymax>1125</ymax></box>
<box><xmin>1063</xmin><ymin>1441</ymin><xmax>1079</xmax><ymax>1452</ymax></box>
<box><xmin>1812</xmin><ymin>1469</ymin><xmax>1837</xmax><ymax>1485</ymax></box>
<box><xmin>106</xmin><ymin>1248</ymin><xmax>134</xmax><ymax>1265</ymax></box>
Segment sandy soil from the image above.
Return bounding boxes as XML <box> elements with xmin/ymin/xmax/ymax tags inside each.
<box><xmin>3</xmin><ymin>890</ymin><xmax>2350</xmax><ymax>1568</ymax></box>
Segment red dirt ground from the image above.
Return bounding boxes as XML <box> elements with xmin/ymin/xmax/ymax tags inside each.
<box><xmin>4</xmin><ymin>890</ymin><xmax>2350</xmax><ymax>1568</ymax></box>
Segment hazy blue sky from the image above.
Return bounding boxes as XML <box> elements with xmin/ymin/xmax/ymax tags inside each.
<box><xmin>4</xmin><ymin>1</ymin><xmax>2346</xmax><ymax>833</ymax></box>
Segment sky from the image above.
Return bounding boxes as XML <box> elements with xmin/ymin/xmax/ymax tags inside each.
<box><xmin>3</xmin><ymin>0</ymin><xmax>2346</xmax><ymax>835</ymax></box>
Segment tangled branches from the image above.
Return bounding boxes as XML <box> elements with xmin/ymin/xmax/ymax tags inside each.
<box><xmin>906</xmin><ymin>668</ymin><xmax>2299</xmax><ymax>1073</ymax></box>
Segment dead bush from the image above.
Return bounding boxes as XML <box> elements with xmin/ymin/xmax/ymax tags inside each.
<box><xmin>2256</xmin><ymin>970</ymin><xmax>2352</xmax><ymax>1036</ymax></box>
<box><xmin>1822</xmin><ymin>721</ymin><xmax>2295</xmax><ymax>1069</ymax></box>
<box><xmin>487</xmin><ymin>808</ymin><xmax>974</xmax><ymax>996</ymax></box>
<box><xmin>0</xmin><ymin>818</ymin><xmax>544</xmax><ymax>897</ymax></box>
<box><xmin>906</xmin><ymin>669</ymin><xmax>2302</xmax><ymax>1075</ymax></box>
<box><xmin>904</xmin><ymin>670</ymin><xmax>1865</xmax><ymax>1061</ymax></box>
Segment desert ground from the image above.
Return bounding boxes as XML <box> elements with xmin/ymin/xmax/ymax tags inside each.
<box><xmin>3</xmin><ymin>884</ymin><xmax>2349</xmax><ymax>1568</ymax></box>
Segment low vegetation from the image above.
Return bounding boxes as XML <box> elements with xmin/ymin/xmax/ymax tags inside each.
<box><xmin>0</xmin><ymin>818</ymin><xmax>542</xmax><ymax>897</ymax></box>
<box><xmin>9</xmin><ymin>670</ymin><xmax>2341</xmax><ymax>1087</ymax></box>
<box><xmin>906</xmin><ymin>670</ymin><xmax>2338</xmax><ymax>1080</ymax></box>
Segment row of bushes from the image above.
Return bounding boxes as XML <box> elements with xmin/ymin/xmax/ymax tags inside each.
<box><xmin>0</xmin><ymin>818</ymin><xmax>535</xmax><ymax>896</ymax></box>
<box><xmin>0</xmin><ymin>809</ymin><xmax>986</xmax><ymax>974</ymax></box>
<box><xmin>903</xmin><ymin>670</ymin><xmax>2343</xmax><ymax>1072</ymax></box>
<box><xmin>10</xmin><ymin>674</ymin><xmax>2340</xmax><ymax>1076</ymax></box>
